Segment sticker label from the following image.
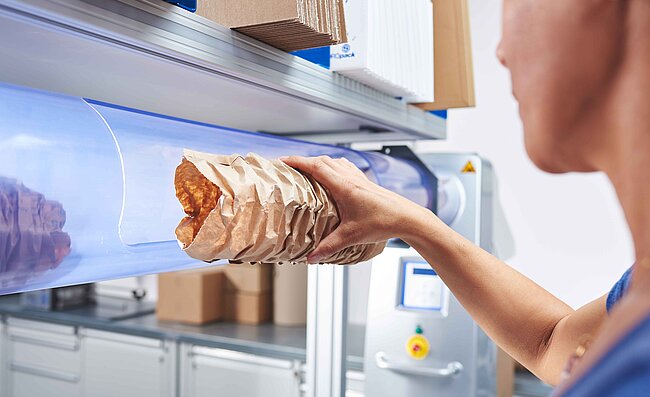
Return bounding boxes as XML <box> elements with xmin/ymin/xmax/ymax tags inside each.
<box><xmin>461</xmin><ymin>160</ymin><xmax>476</xmax><ymax>173</ymax></box>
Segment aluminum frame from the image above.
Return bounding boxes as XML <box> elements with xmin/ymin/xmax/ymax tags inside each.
<box><xmin>305</xmin><ymin>265</ymin><xmax>349</xmax><ymax>397</ymax></box>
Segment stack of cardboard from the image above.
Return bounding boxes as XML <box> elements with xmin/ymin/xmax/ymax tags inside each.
<box><xmin>223</xmin><ymin>263</ymin><xmax>273</xmax><ymax>325</ymax></box>
<box><xmin>417</xmin><ymin>0</ymin><xmax>475</xmax><ymax>110</ymax></box>
<box><xmin>196</xmin><ymin>0</ymin><xmax>347</xmax><ymax>51</ymax></box>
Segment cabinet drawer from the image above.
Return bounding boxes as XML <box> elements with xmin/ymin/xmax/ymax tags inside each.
<box><xmin>6</xmin><ymin>318</ymin><xmax>81</xmax><ymax>373</ymax></box>
<box><xmin>7</xmin><ymin>317</ymin><xmax>76</xmax><ymax>335</ymax></box>
<box><xmin>184</xmin><ymin>346</ymin><xmax>300</xmax><ymax>397</ymax></box>
<box><xmin>7</xmin><ymin>328</ymin><xmax>81</xmax><ymax>373</ymax></box>
<box><xmin>9</xmin><ymin>363</ymin><xmax>80</xmax><ymax>397</ymax></box>
<box><xmin>81</xmin><ymin>328</ymin><xmax>164</xmax><ymax>348</ymax></box>
<box><xmin>81</xmin><ymin>329</ymin><xmax>174</xmax><ymax>397</ymax></box>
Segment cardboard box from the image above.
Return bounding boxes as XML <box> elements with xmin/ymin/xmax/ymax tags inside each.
<box><xmin>223</xmin><ymin>263</ymin><xmax>272</xmax><ymax>293</ymax></box>
<box><xmin>157</xmin><ymin>267</ymin><xmax>225</xmax><ymax>325</ymax></box>
<box><xmin>224</xmin><ymin>291</ymin><xmax>272</xmax><ymax>325</ymax></box>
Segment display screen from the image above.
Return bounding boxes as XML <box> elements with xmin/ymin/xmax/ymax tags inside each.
<box><xmin>400</xmin><ymin>260</ymin><xmax>446</xmax><ymax>311</ymax></box>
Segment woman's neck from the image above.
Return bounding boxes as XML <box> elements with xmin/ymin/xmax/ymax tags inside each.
<box><xmin>600</xmin><ymin>3</ymin><xmax>650</xmax><ymax>261</ymax></box>
<box><xmin>605</xmin><ymin>61</ymin><xmax>650</xmax><ymax>261</ymax></box>
<box><xmin>612</xmin><ymin>170</ymin><xmax>650</xmax><ymax>261</ymax></box>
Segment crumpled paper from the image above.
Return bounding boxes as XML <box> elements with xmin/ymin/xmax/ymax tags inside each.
<box><xmin>0</xmin><ymin>177</ymin><xmax>71</xmax><ymax>279</ymax></box>
<box><xmin>174</xmin><ymin>149</ymin><xmax>385</xmax><ymax>265</ymax></box>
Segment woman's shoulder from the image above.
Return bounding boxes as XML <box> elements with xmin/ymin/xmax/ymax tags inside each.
<box><xmin>557</xmin><ymin>265</ymin><xmax>650</xmax><ymax>397</ymax></box>
<box><xmin>557</xmin><ymin>314</ymin><xmax>650</xmax><ymax>397</ymax></box>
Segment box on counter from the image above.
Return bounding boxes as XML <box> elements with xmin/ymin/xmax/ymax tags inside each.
<box><xmin>273</xmin><ymin>264</ymin><xmax>308</xmax><ymax>326</ymax></box>
<box><xmin>224</xmin><ymin>291</ymin><xmax>272</xmax><ymax>325</ymax></box>
<box><xmin>223</xmin><ymin>263</ymin><xmax>272</xmax><ymax>293</ymax></box>
<box><xmin>157</xmin><ymin>267</ymin><xmax>225</xmax><ymax>325</ymax></box>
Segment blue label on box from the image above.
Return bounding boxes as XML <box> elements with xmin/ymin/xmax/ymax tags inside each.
<box><xmin>163</xmin><ymin>0</ymin><xmax>196</xmax><ymax>12</ymax></box>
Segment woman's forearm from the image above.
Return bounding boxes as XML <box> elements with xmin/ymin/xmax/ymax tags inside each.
<box><xmin>400</xmin><ymin>206</ymin><xmax>578</xmax><ymax>384</ymax></box>
<box><xmin>279</xmin><ymin>155</ymin><xmax>607</xmax><ymax>385</ymax></box>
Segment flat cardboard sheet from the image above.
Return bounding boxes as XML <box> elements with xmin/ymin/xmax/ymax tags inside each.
<box><xmin>196</xmin><ymin>0</ymin><xmax>299</xmax><ymax>28</ymax></box>
<box><xmin>175</xmin><ymin>150</ymin><xmax>385</xmax><ymax>265</ymax></box>
<box><xmin>416</xmin><ymin>0</ymin><xmax>475</xmax><ymax>110</ymax></box>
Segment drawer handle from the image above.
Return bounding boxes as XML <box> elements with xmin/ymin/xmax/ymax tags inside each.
<box><xmin>190</xmin><ymin>347</ymin><xmax>293</xmax><ymax>369</ymax></box>
<box><xmin>9</xmin><ymin>334</ymin><xmax>79</xmax><ymax>351</ymax></box>
<box><xmin>375</xmin><ymin>352</ymin><xmax>463</xmax><ymax>378</ymax></box>
<box><xmin>10</xmin><ymin>362</ymin><xmax>80</xmax><ymax>383</ymax></box>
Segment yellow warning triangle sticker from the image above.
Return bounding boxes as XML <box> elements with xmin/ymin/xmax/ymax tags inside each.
<box><xmin>461</xmin><ymin>160</ymin><xmax>476</xmax><ymax>173</ymax></box>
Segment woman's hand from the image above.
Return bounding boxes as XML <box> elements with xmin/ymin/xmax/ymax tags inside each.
<box><xmin>281</xmin><ymin>155</ymin><xmax>433</xmax><ymax>263</ymax></box>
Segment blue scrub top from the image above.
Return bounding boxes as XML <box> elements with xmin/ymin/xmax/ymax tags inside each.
<box><xmin>555</xmin><ymin>268</ymin><xmax>650</xmax><ymax>397</ymax></box>
<box><xmin>606</xmin><ymin>267</ymin><xmax>633</xmax><ymax>313</ymax></box>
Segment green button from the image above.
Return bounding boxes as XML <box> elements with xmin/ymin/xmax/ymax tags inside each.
<box><xmin>415</xmin><ymin>325</ymin><xmax>423</xmax><ymax>334</ymax></box>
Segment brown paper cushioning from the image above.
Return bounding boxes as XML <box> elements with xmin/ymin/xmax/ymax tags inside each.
<box><xmin>174</xmin><ymin>150</ymin><xmax>385</xmax><ymax>265</ymax></box>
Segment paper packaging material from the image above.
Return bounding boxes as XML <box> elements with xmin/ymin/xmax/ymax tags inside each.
<box><xmin>224</xmin><ymin>263</ymin><xmax>272</xmax><ymax>293</ymax></box>
<box><xmin>273</xmin><ymin>264</ymin><xmax>308</xmax><ymax>326</ymax></box>
<box><xmin>196</xmin><ymin>0</ymin><xmax>347</xmax><ymax>52</ymax></box>
<box><xmin>330</xmin><ymin>0</ymin><xmax>434</xmax><ymax>103</ymax></box>
<box><xmin>157</xmin><ymin>267</ymin><xmax>225</xmax><ymax>325</ymax></box>
<box><xmin>175</xmin><ymin>149</ymin><xmax>386</xmax><ymax>265</ymax></box>
<box><xmin>224</xmin><ymin>291</ymin><xmax>272</xmax><ymax>325</ymax></box>
<box><xmin>416</xmin><ymin>0</ymin><xmax>475</xmax><ymax>110</ymax></box>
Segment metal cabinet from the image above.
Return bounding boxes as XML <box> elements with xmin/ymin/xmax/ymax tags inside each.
<box><xmin>3</xmin><ymin>318</ymin><xmax>82</xmax><ymax>397</ymax></box>
<box><xmin>81</xmin><ymin>329</ymin><xmax>175</xmax><ymax>397</ymax></box>
<box><xmin>345</xmin><ymin>371</ymin><xmax>365</xmax><ymax>397</ymax></box>
<box><xmin>1</xmin><ymin>320</ymin><xmax>5</xmax><ymax>397</ymax></box>
<box><xmin>180</xmin><ymin>344</ymin><xmax>301</xmax><ymax>397</ymax></box>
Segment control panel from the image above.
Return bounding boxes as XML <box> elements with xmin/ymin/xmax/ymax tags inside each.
<box><xmin>399</xmin><ymin>259</ymin><xmax>448</xmax><ymax>314</ymax></box>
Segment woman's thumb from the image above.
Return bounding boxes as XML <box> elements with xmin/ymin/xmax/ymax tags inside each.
<box><xmin>308</xmin><ymin>229</ymin><xmax>351</xmax><ymax>264</ymax></box>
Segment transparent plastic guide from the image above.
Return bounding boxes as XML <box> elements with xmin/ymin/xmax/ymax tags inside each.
<box><xmin>0</xmin><ymin>83</ymin><xmax>434</xmax><ymax>295</ymax></box>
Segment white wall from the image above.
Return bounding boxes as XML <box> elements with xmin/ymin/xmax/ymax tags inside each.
<box><xmin>416</xmin><ymin>0</ymin><xmax>634</xmax><ymax>309</ymax></box>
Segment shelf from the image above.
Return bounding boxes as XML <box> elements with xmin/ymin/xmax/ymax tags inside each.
<box><xmin>0</xmin><ymin>0</ymin><xmax>445</xmax><ymax>143</ymax></box>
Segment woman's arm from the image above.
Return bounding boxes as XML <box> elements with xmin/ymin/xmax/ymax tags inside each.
<box><xmin>281</xmin><ymin>155</ymin><xmax>608</xmax><ymax>385</ymax></box>
<box><xmin>403</xmin><ymin>206</ymin><xmax>607</xmax><ymax>385</ymax></box>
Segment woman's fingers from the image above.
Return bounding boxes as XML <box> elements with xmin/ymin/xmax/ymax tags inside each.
<box><xmin>280</xmin><ymin>155</ymin><xmax>341</xmax><ymax>189</ymax></box>
<box><xmin>282</xmin><ymin>155</ymin><xmax>367</xmax><ymax>185</ymax></box>
<box><xmin>281</xmin><ymin>155</ymin><xmax>378</xmax><ymax>263</ymax></box>
<box><xmin>307</xmin><ymin>226</ymin><xmax>354</xmax><ymax>264</ymax></box>
<box><xmin>329</xmin><ymin>157</ymin><xmax>368</xmax><ymax>179</ymax></box>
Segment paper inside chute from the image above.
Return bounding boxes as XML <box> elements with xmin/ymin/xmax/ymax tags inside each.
<box><xmin>174</xmin><ymin>149</ymin><xmax>385</xmax><ymax>265</ymax></box>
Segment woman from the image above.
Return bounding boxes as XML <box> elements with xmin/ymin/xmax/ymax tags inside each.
<box><xmin>283</xmin><ymin>1</ymin><xmax>650</xmax><ymax>395</ymax></box>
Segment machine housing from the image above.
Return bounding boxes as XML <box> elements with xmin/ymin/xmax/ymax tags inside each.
<box><xmin>364</xmin><ymin>153</ymin><xmax>502</xmax><ymax>397</ymax></box>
